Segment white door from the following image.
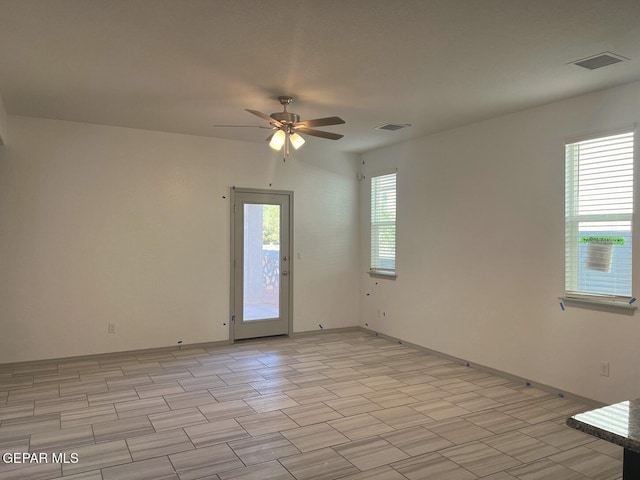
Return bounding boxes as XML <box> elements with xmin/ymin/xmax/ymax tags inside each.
<box><xmin>231</xmin><ymin>189</ymin><xmax>292</xmax><ymax>340</ymax></box>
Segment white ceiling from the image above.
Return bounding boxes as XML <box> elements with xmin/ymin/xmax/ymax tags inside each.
<box><xmin>1</xmin><ymin>0</ymin><xmax>640</xmax><ymax>153</ymax></box>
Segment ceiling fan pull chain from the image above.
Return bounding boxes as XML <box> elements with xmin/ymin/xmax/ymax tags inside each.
<box><xmin>285</xmin><ymin>130</ymin><xmax>290</xmax><ymax>157</ymax></box>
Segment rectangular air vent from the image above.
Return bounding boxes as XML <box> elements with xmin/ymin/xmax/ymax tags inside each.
<box><xmin>571</xmin><ymin>52</ymin><xmax>629</xmax><ymax>70</ymax></box>
<box><xmin>375</xmin><ymin>123</ymin><xmax>411</xmax><ymax>131</ymax></box>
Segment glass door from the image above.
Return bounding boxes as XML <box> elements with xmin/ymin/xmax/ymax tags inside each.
<box><xmin>232</xmin><ymin>190</ymin><xmax>291</xmax><ymax>340</ymax></box>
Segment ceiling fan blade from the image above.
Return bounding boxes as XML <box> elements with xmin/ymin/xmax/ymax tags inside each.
<box><xmin>245</xmin><ymin>109</ymin><xmax>282</xmax><ymax>127</ymax></box>
<box><xmin>212</xmin><ymin>124</ymin><xmax>274</xmax><ymax>129</ymax></box>
<box><xmin>296</xmin><ymin>116</ymin><xmax>345</xmax><ymax>128</ymax></box>
<box><xmin>296</xmin><ymin>127</ymin><xmax>344</xmax><ymax>140</ymax></box>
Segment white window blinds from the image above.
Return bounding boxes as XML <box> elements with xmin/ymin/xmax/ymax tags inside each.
<box><xmin>565</xmin><ymin>131</ymin><xmax>634</xmax><ymax>298</ymax></box>
<box><xmin>371</xmin><ymin>171</ymin><xmax>397</xmax><ymax>274</ymax></box>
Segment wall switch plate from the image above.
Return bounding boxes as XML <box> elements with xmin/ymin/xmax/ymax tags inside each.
<box><xmin>108</xmin><ymin>323</ymin><xmax>116</xmax><ymax>334</ymax></box>
<box><xmin>600</xmin><ymin>362</ymin><xmax>610</xmax><ymax>377</ymax></box>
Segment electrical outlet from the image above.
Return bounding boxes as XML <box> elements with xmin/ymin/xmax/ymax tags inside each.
<box><xmin>600</xmin><ymin>362</ymin><xmax>610</xmax><ymax>377</ymax></box>
<box><xmin>108</xmin><ymin>323</ymin><xmax>116</xmax><ymax>334</ymax></box>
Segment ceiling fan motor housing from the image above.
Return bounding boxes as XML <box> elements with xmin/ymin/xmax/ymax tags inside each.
<box><xmin>270</xmin><ymin>112</ymin><xmax>300</xmax><ymax>125</ymax></box>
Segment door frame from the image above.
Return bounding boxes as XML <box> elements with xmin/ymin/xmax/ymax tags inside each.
<box><xmin>229</xmin><ymin>187</ymin><xmax>294</xmax><ymax>343</ymax></box>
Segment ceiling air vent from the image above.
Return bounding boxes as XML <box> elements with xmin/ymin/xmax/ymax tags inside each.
<box><xmin>571</xmin><ymin>52</ymin><xmax>629</xmax><ymax>70</ymax></box>
<box><xmin>376</xmin><ymin>123</ymin><xmax>411</xmax><ymax>131</ymax></box>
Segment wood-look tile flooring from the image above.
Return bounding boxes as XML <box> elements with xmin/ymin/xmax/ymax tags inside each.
<box><xmin>0</xmin><ymin>331</ymin><xmax>622</xmax><ymax>480</ymax></box>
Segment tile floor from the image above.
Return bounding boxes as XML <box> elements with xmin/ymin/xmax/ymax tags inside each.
<box><xmin>0</xmin><ymin>330</ymin><xmax>623</xmax><ymax>480</ymax></box>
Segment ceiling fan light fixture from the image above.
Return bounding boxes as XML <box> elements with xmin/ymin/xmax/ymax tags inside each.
<box><xmin>269</xmin><ymin>129</ymin><xmax>286</xmax><ymax>150</ymax></box>
<box><xmin>290</xmin><ymin>132</ymin><xmax>305</xmax><ymax>150</ymax></box>
<box><xmin>239</xmin><ymin>97</ymin><xmax>345</xmax><ymax>157</ymax></box>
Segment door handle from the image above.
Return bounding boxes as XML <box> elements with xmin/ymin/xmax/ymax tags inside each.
<box><xmin>282</xmin><ymin>271</ymin><xmax>289</xmax><ymax>276</ymax></box>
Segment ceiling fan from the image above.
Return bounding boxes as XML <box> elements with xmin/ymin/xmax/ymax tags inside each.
<box><xmin>213</xmin><ymin>96</ymin><xmax>345</xmax><ymax>158</ymax></box>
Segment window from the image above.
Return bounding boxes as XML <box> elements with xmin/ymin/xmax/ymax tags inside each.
<box><xmin>370</xmin><ymin>171</ymin><xmax>397</xmax><ymax>275</ymax></box>
<box><xmin>565</xmin><ymin>130</ymin><xmax>634</xmax><ymax>299</ymax></box>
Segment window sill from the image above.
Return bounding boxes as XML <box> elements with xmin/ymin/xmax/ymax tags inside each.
<box><xmin>369</xmin><ymin>270</ymin><xmax>397</xmax><ymax>280</ymax></box>
<box><xmin>559</xmin><ymin>296</ymin><xmax>637</xmax><ymax>315</ymax></box>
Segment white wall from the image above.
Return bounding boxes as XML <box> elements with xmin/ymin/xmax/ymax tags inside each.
<box><xmin>359</xmin><ymin>80</ymin><xmax>640</xmax><ymax>404</ymax></box>
<box><xmin>0</xmin><ymin>92</ymin><xmax>7</xmax><ymax>145</ymax></box>
<box><xmin>0</xmin><ymin>116</ymin><xmax>360</xmax><ymax>363</ymax></box>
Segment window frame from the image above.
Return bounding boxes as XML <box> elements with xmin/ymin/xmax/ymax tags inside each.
<box><xmin>563</xmin><ymin>128</ymin><xmax>636</xmax><ymax>311</ymax></box>
<box><xmin>369</xmin><ymin>169</ymin><xmax>397</xmax><ymax>278</ymax></box>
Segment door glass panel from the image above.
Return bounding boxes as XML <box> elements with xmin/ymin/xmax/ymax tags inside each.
<box><xmin>243</xmin><ymin>204</ymin><xmax>280</xmax><ymax>321</ymax></box>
